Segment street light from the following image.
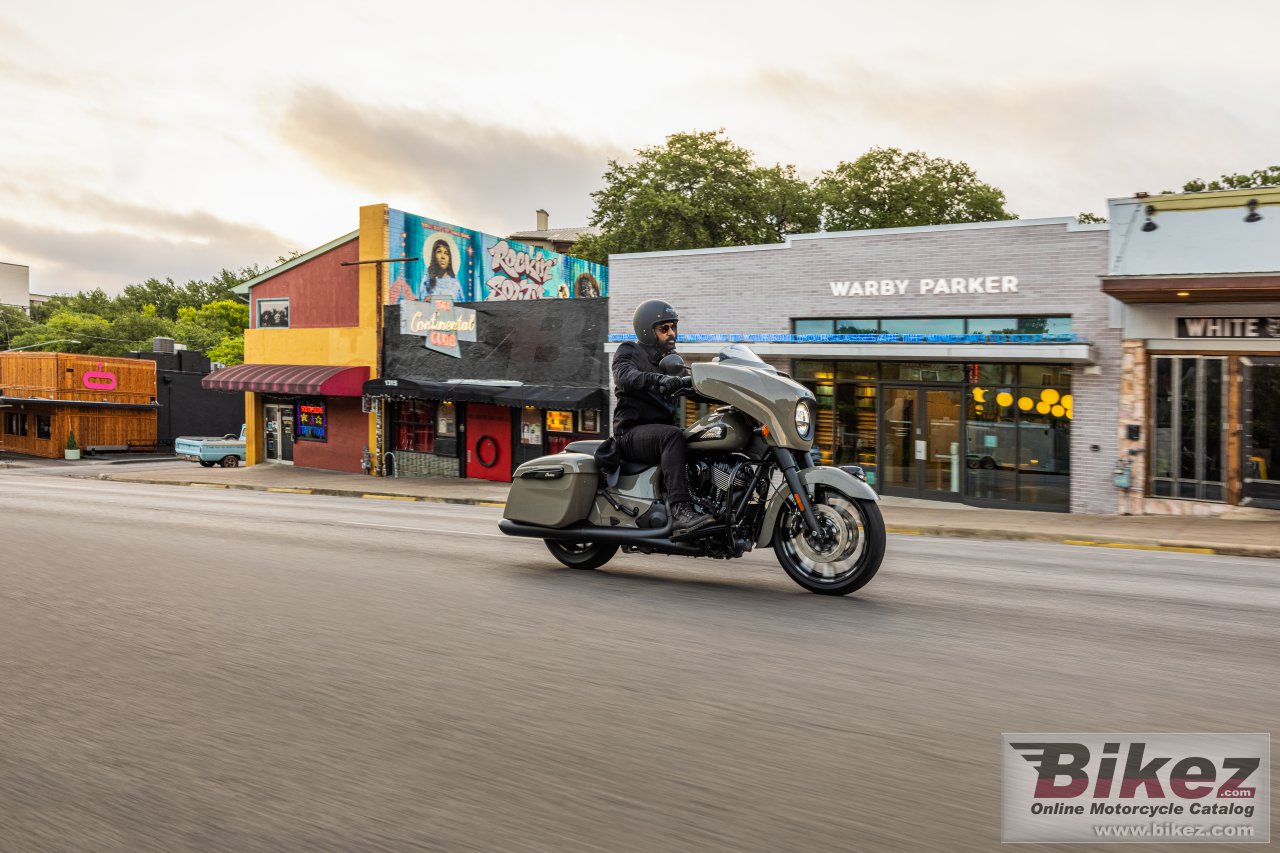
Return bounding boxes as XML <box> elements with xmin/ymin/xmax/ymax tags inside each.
<box><xmin>2</xmin><ymin>339</ymin><xmax>81</xmax><ymax>352</ymax></box>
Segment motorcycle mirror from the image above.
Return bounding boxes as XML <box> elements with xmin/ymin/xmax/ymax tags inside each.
<box><xmin>658</xmin><ymin>353</ymin><xmax>687</xmax><ymax>375</ymax></box>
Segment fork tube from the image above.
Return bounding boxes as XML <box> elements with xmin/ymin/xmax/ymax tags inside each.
<box><xmin>772</xmin><ymin>447</ymin><xmax>823</xmax><ymax>536</ymax></box>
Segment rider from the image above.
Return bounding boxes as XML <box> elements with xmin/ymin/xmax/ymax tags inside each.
<box><xmin>610</xmin><ymin>300</ymin><xmax>715</xmax><ymax>537</ymax></box>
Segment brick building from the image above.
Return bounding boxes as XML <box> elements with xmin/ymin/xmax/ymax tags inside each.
<box><xmin>606</xmin><ymin>218</ymin><xmax>1121</xmax><ymax>513</ymax></box>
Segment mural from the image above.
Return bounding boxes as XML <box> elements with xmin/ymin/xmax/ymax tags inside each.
<box><xmin>385</xmin><ymin>209</ymin><xmax>608</xmax><ymax>304</ymax></box>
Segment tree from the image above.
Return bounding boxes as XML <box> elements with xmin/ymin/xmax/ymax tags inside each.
<box><xmin>1077</xmin><ymin>212</ymin><xmax>1108</xmax><ymax>224</ymax></box>
<box><xmin>814</xmin><ymin>147</ymin><xmax>1016</xmax><ymax>232</ymax></box>
<box><xmin>1180</xmin><ymin>166</ymin><xmax>1280</xmax><ymax>193</ymax></box>
<box><xmin>206</xmin><ymin>334</ymin><xmax>244</xmax><ymax>366</ymax></box>
<box><xmin>173</xmin><ymin>300</ymin><xmax>249</xmax><ymax>354</ymax></box>
<box><xmin>0</xmin><ymin>304</ymin><xmax>34</xmax><ymax>349</ymax></box>
<box><xmin>570</xmin><ymin>130</ymin><xmax>819</xmax><ymax>264</ymax></box>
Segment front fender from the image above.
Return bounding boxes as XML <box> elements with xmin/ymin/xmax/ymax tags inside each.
<box><xmin>756</xmin><ymin>465</ymin><xmax>878</xmax><ymax>547</ymax></box>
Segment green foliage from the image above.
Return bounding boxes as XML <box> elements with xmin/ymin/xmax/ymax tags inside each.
<box><xmin>571</xmin><ymin>130</ymin><xmax>819</xmax><ymax>264</ymax></box>
<box><xmin>14</xmin><ymin>264</ymin><xmax>261</xmax><ymax>358</ymax></box>
<box><xmin>66</xmin><ymin>429</ymin><xmax>77</xmax><ymax>450</ymax></box>
<box><xmin>573</xmin><ymin>133</ymin><xmax>1017</xmax><ymax>262</ymax></box>
<box><xmin>815</xmin><ymin>147</ymin><xmax>1016</xmax><ymax>232</ymax></box>
<box><xmin>1077</xmin><ymin>212</ymin><xmax>1108</xmax><ymax>224</ymax></box>
<box><xmin>206</xmin><ymin>334</ymin><xmax>245</xmax><ymax>366</ymax></box>
<box><xmin>174</xmin><ymin>300</ymin><xmax>249</xmax><ymax>354</ymax></box>
<box><xmin>0</xmin><ymin>304</ymin><xmax>35</xmax><ymax>349</ymax></box>
<box><xmin>1181</xmin><ymin>166</ymin><xmax>1280</xmax><ymax>193</ymax></box>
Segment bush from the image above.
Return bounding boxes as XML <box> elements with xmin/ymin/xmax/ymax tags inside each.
<box><xmin>66</xmin><ymin>430</ymin><xmax>78</xmax><ymax>450</ymax></box>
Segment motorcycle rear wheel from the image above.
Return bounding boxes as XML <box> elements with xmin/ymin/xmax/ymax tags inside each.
<box><xmin>545</xmin><ymin>540</ymin><xmax>619</xmax><ymax>570</ymax></box>
<box><xmin>773</xmin><ymin>490</ymin><xmax>885</xmax><ymax>595</ymax></box>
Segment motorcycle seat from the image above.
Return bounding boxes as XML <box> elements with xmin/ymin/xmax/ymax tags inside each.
<box><xmin>564</xmin><ymin>439</ymin><xmax>652</xmax><ymax>477</ymax></box>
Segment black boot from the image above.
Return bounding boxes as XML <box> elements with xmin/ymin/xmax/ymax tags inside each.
<box><xmin>671</xmin><ymin>502</ymin><xmax>714</xmax><ymax>536</ymax></box>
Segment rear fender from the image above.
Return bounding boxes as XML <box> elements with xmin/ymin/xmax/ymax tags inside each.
<box><xmin>756</xmin><ymin>465</ymin><xmax>878</xmax><ymax>547</ymax></box>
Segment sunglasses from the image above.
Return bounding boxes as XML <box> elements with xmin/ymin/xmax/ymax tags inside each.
<box><xmin>655</xmin><ymin>322</ymin><xmax>678</xmax><ymax>334</ymax></box>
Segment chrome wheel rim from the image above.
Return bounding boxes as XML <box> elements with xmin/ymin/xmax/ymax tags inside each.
<box><xmin>780</xmin><ymin>493</ymin><xmax>867</xmax><ymax>584</ymax></box>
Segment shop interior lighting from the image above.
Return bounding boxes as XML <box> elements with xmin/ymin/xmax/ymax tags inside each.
<box><xmin>1245</xmin><ymin>198</ymin><xmax>1263</xmax><ymax>222</ymax></box>
<box><xmin>1141</xmin><ymin>205</ymin><xmax>1158</xmax><ymax>232</ymax></box>
<box><xmin>1177</xmin><ymin>291</ymin><xmax>1191</xmax><ymax>297</ymax></box>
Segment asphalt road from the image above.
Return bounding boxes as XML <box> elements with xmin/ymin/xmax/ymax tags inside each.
<box><xmin>1</xmin><ymin>469</ymin><xmax>1275</xmax><ymax>852</ymax></box>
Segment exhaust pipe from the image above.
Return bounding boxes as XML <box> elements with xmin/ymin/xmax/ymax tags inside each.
<box><xmin>499</xmin><ymin>518</ymin><xmax>673</xmax><ymax>542</ymax></box>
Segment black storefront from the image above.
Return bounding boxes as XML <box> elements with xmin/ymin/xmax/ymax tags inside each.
<box><xmin>364</xmin><ymin>298</ymin><xmax>609</xmax><ymax>482</ymax></box>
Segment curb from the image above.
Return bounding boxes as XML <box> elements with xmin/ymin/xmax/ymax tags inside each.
<box><xmin>93</xmin><ymin>474</ymin><xmax>507</xmax><ymax>508</ymax></box>
<box><xmin>884</xmin><ymin>524</ymin><xmax>1280</xmax><ymax>560</ymax></box>
<box><xmin>91</xmin><ymin>475</ymin><xmax>1280</xmax><ymax>560</ymax></box>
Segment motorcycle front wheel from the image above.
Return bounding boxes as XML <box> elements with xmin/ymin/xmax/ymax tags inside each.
<box><xmin>544</xmin><ymin>540</ymin><xmax>619</xmax><ymax>571</ymax></box>
<box><xmin>773</xmin><ymin>489</ymin><xmax>885</xmax><ymax>595</ymax></box>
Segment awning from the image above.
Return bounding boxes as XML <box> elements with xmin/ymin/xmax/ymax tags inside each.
<box><xmin>363</xmin><ymin>377</ymin><xmax>605</xmax><ymax>410</ymax></box>
<box><xmin>0</xmin><ymin>396</ymin><xmax>160</xmax><ymax>409</ymax></box>
<box><xmin>203</xmin><ymin>364</ymin><xmax>369</xmax><ymax>396</ymax></box>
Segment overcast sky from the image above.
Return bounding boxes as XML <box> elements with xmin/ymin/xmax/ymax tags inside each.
<box><xmin>3</xmin><ymin>0</ymin><xmax>1277</xmax><ymax>296</ymax></box>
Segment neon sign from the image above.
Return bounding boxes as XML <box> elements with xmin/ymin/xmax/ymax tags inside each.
<box><xmin>82</xmin><ymin>362</ymin><xmax>118</xmax><ymax>391</ymax></box>
<box><xmin>296</xmin><ymin>401</ymin><xmax>327</xmax><ymax>441</ymax></box>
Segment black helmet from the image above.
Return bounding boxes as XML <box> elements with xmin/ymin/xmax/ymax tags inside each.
<box><xmin>632</xmin><ymin>300</ymin><xmax>679</xmax><ymax>347</ymax></box>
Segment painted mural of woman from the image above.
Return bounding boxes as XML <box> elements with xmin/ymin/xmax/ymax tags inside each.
<box><xmin>575</xmin><ymin>272</ymin><xmax>601</xmax><ymax>299</ymax></box>
<box><xmin>423</xmin><ymin>237</ymin><xmax>463</xmax><ymax>301</ymax></box>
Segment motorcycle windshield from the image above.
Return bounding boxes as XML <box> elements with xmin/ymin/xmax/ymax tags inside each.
<box><xmin>713</xmin><ymin>343</ymin><xmax>776</xmax><ymax>372</ymax></box>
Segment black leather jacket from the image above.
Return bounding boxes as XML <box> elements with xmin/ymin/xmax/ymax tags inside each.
<box><xmin>611</xmin><ymin>341</ymin><xmax>678</xmax><ymax>435</ymax></box>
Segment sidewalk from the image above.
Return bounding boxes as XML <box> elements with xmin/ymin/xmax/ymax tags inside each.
<box><xmin>81</xmin><ymin>461</ymin><xmax>1280</xmax><ymax>559</ymax></box>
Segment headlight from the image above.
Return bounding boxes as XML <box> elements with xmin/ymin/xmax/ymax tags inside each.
<box><xmin>794</xmin><ymin>401</ymin><xmax>813</xmax><ymax>439</ymax></box>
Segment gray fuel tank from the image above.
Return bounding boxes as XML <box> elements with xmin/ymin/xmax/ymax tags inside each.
<box><xmin>684</xmin><ymin>407</ymin><xmax>751</xmax><ymax>452</ymax></box>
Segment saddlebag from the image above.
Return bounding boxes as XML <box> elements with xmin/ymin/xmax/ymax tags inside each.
<box><xmin>504</xmin><ymin>452</ymin><xmax>599</xmax><ymax>528</ymax></box>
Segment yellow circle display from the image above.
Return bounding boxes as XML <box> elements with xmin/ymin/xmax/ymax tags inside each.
<box><xmin>1036</xmin><ymin>401</ymin><xmax>1051</xmax><ymax>414</ymax></box>
<box><xmin>1052</xmin><ymin>404</ymin><xmax>1065</xmax><ymax>417</ymax></box>
<box><xmin>1040</xmin><ymin>388</ymin><xmax>1060</xmax><ymax>405</ymax></box>
<box><xmin>1061</xmin><ymin>394</ymin><xmax>1073</xmax><ymax>409</ymax></box>
<box><xmin>996</xmin><ymin>392</ymin><xmax>1013</xmax><ymax>407</ymax></box>
<box><xmin>1067</xmin><ymin>409</ymin><xmax>1073</xmax><ymax>419</ymax></box>
<box><xmin>1018</xmin><ymin>397</ymin><xmax>1034</xmax><ymax>411</ymax></box>
<box><xmin>972</xmin><ymin>387</ymin><xmax>987</xmax><ymax>402</ymax></box>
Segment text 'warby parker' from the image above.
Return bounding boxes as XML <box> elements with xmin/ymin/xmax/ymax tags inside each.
<box><xmin>829</xmin><ymin>277</ymin><xmax>1020</xmax><ymax>297</ymax></box>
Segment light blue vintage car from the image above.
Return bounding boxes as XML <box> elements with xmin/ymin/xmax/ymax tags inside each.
<box><xmin>174</xmin><ymin>424</ymin><xmax>247</xmax><ymax>468</ymax></box>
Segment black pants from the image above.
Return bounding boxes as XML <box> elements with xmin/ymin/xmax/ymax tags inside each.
<box><xmin>616</xmin><ymin>424</ymin><xmax>691</xmax><ymax>505</ymax></box>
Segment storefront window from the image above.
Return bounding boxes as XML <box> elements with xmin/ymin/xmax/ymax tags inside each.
<box><xmin>1017</xmin><ymin>404</ymin><xmax>1071</xmax><ymax>509</ymax></box>
<box><xmin>1151</xmin><ymin>355</ymin><xmax>1226</xmax><ymax>501</ymax></box>
<box><xmin>437</xmin><ymin>402</ymin><xmax>457</xmax><ymax>437</ymax></box>
<box><xmin>520</xmin><ymin>409</ymin><xmax>543</xmax><ymax>446</ymax></box>
<box><xmin>578</xmin><ymin>409</ymin><xmax>601</xmax><ymax>434</ymax></box>
<box><xmin>836</xmin><ymin>319</ymin><xmax>880</xmax><ymax>334</ymax></box>
<box><xmin>794</xmin><ymin>361</ymin><xmax>835</xmax><ymax>380</ymax></box>
<box><xmin>393</xmin><ymin>401</ymin><xmax>436</xmax><ymax>452</ymax></box>
<box><xmin>1019</xmin><ymin>364</ymin><xmax>1073</xmax><ymax>387</ymax></box>
<box><xmin>881</xmin><ymin>362</ymin><xmax>965</xmax><ymax>382</ymax></box>
<box><xmin>834</xmin><ymin>384</ymin><xmax>877</xmax><ymax>478</ymax></box>
<box><xmin>836</xmin><ymin>361</ymin><xmax>878</xmax><ymax>380</ymax></box>
<box><xmin>794</xmin><ymin>319</ymin><xmax>834</xmax><ymax>335</ymax></box>
<box><xmin>881</xmin><ymin>318</ymin><xmax>965</xmax><ymax>336</ymax></box>
<box><xmin>5</xmin><ymin>412</ymin><xmax>27</xmax><ymax>436</ymax></box>
<box><xmin>965</xmin><ymin>390</ymin><xmax>1018</xmax><ymax>503</ymax></box>
<box><xmin>36</xmin><ymin>415</ymin><xmax>51</xmax><ymax>440</ymax></box>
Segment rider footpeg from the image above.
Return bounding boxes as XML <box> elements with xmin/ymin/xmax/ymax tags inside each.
<box><xmin>671</xmin><ymin>523</ymin><xmax>728</xmax><ymax>543</ymax></box>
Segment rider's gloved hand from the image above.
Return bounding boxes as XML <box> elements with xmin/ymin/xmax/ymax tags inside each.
<box><xmin>658</xmin><ymin>375</ymin><xmax>688</xmax><ymax>396</ymax></box>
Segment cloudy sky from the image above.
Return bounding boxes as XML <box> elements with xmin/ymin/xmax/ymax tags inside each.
<box><xmin>3</xmin><ymin>0</ymin><xmax>1277</xmax><ymax>296</ymax></box>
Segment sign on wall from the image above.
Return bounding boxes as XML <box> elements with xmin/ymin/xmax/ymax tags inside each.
<box><xmin>1177</xmin><ymin>316</ymin><xmax>1280</xmax><ymax>339</ymax></box>
<box><xmin>827</xmin><ymin>277</ymin><xmax>1021</xmax><ymax>297</ymax></box>
<box><xmin>296</xmin><ymin>401</ymin><xmax>327</xmax><ymax>441</ymax></box>
<box><xmin>545</xmin><ymin>410</ymin><xmax>574</xmax><ymax>433</ymax></box>
<box><xmin>400</xmin><ymin>298</ymin><xmax>478</xmax><ymax>358</ymax></box>
<box><xmin>384</xmin><ymin>209</ymin><xmax>609</xmax><ymax>304</ymax></box>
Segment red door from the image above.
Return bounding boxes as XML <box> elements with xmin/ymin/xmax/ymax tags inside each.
<box><xmin>466</xmin><ymin>404</ymin><xmax>513</xmax><ymax>482</ymax></box>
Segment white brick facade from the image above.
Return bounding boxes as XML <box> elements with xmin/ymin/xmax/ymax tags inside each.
<box><xmin>607</xmin><ymin>219</ymin><xmax>1123</xmax><ymax>513</ymax></box>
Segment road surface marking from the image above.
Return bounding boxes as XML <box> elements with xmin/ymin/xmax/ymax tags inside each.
<box><xmin>362</xmin><ymin>494</ymin><xmax>419</xmax><ymax>501</ymax></box>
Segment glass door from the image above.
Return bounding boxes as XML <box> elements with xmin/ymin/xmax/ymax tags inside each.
<box><xmin>1242</xmin><ymin>357</ymin><xmax>1280</xmax><ymax>507</ymax></box>
<box><xmin>263</xmin><ymin>403</ymin><xmax>296</xmax><ymax>464</ymax></box>
<box><xmin>879</xmin><ymin>387</ymin><xmax>963</xmax><ymax>500</ymax></box>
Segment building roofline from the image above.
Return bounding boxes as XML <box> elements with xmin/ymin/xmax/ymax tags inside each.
<box><xmin>1108</xmin><ymin>185</ymin><xmax>1280</xmax><ymax>209</ymax></box>
<box><xmin>609</xmin><ymin>217</ymin><xmax>1106</xmax><ymax>261</ymax></box>
<box><xmin>233</xmin><ymin>231</ymin><xmax>359</xmax><ymax>294</ymax></box>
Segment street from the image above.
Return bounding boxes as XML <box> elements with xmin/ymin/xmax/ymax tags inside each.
<box><xmin>1</xmin><ymin>470</ymin><xmax>1276</xmax><ymax>852</ymax></box>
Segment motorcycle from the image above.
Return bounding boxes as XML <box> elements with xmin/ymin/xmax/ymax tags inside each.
<box><xmin>498</xmin><ymin>343</ymin><xmax>885</xmax><ymax>595</ymax></box>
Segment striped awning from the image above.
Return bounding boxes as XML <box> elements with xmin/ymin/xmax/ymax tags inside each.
<box><xmin>202</xmin><ymin>364</ymin><xmax>369</xmax><ymax>396</ymax></box>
